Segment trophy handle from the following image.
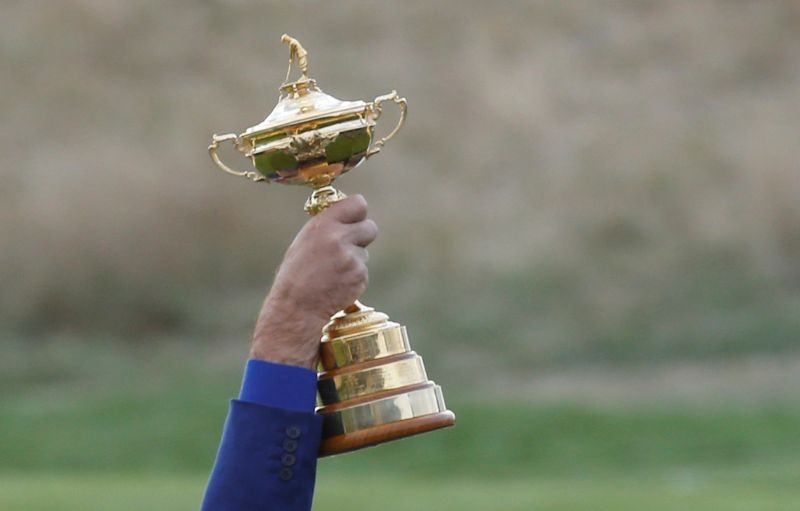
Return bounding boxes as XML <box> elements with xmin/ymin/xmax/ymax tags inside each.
<box><xmin>208</xmin><ymin>133</ymin><xmax>264</xmax><ymax>182</ymax></box>
<box><xmin>366</xmin><ymin>91</ymin><xmax>407</xmax><ymax>158</ymax></box>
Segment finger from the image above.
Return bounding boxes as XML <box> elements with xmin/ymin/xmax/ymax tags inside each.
<box><xmin>350</xmin><ymin>246</ymin><xmax>369</xmax><ymax>264</ymax></box>
<box><xmin>348</xmin><ymin>261</ymin><xmax>369</xmax><ymax>291</ymax></box>
<box><xmin>325</xmin><ymin>195</ymin><xmax>368</xmax><ymax>224</ymax></box>
<box><xmin>344</xmin><ymin>219</ymin><xmax>379</xmax><ymax>247</ymax></box>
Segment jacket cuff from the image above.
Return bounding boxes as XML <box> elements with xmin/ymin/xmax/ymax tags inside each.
<box><xmin>239</xmin><ymin>359</ymin><xmax>318</xmax><ymax>413</ymax></box>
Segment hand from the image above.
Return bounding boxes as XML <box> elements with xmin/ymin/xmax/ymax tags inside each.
<box><xmin>251</xmin><ymin>195</ymin><xmax>378</xmax><ymax>369</ymax></box>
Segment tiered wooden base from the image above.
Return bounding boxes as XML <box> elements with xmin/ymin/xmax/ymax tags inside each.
<box><xmin>320</xmin><ymin>411</ymin><xmax>456</xmax><ymax>457</ymax></box>
<box><xmin>316</xmin><ymin>302</ymin><xmax>455</xmax><ymax>457</ymax></box>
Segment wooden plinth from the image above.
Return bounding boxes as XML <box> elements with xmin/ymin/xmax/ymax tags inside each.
<box><xmin>318</xmin><ymin>411</ymin><xmax>456</xmax><ymax>457</ymax></box>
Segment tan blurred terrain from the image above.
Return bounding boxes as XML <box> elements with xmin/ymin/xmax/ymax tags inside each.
<box><xmin>3</xmin><ymin>4</ymin><xmax>800</xmax><ymax>509</ymax></box>
<box><xmin>2</xmin><ymin>1</ymin><xmax>799</xmax><ymax>383</ymax></box>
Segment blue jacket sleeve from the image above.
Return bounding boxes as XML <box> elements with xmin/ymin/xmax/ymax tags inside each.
<box><xmin>238</xmin><ymin>359</ymin><xmax>318</xmax><ymax>413</ymax></box>
<box><xmin>201</xmin><ymin>361</ymin><xmax>322</xmax><ymax>510</ymax></box>
<box><xmin>201</xmin><ymin>400</ymin><xmax>323</xmax><ymax>511</ymax></box>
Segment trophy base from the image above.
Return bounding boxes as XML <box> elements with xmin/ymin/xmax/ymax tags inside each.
<box><xmin>315</xmin><ymin>302</ymin><xmax>456</xmax><ymax>457</ymax></box>
<box><xmin>319</xmin><ymin>411</ymin><xmax>456</xmax><ymax>457</ymax></box>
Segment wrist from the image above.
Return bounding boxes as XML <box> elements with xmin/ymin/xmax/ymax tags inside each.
<box><xmin>251</xmin><ymin>295</ymin><xmax>327</xmax><ymax>370</ymax></box>
<box><xmin>264</xmin><ymin>283</ymin><xmax>333</xmax><ymax>326</ymax></box>
<box><xmin>249</xmin><ymin>342</ymin><xmax>319</xmax><ymax>371</ymax></box>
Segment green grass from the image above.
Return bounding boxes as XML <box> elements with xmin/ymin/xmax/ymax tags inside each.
<box><xmin>3</xmin><ymin>467</ymin><xmax>800</xmax><ymax>511</ymax></box>
<box><xmin>4</xmin><ymin>398</ymin><xmax>800</xmax><ymax>510</ymax></box>
<box><xmin>5</xmin><ymin>388</ymin><xmax>800</xmax><ymax>476</ymax></box>
<box><xmin>0</xmin><ymin>474</ymin><xmax>204</xmax><ymax>511</ymax></box>
<box><xmin>3</xmin><ymin>340</ymin><xmax>800</xmax><ymax>510</ymax></box>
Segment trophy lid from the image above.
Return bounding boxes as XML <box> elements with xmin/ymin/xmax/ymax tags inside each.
<box><xmin>244</xmin><ymin>35</ymin><xmax>367</xmax><ymax>138</ymax></box>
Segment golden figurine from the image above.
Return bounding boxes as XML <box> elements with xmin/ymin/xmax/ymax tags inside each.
<box><xmin>280</xmin><ymin>34</ymin><xmax>309</xmax><ymax>81</ymax></box>
<box><xmin>208</xmin><ymin>35</ymin><xmax>455</xmax><ymax>456</ymax></box>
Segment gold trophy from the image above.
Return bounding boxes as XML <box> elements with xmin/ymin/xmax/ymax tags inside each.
<box><xmin>208</xmin><ymin>35</ymin><xmax>455</xmax><ymax>456</ymax></box>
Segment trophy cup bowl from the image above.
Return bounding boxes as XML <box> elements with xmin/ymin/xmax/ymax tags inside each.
<box><xmin>209</xmin><ymin>35</ymin><xmax>455</xmax><ymax>456</ymax></box>
<box><xmin>208</xmin><ymin>35</ymin><xmax>408</xmax><ymax>212</ymax></box>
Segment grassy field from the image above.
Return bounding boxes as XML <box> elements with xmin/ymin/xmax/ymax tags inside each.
<box><xmin>4</xmin><ymin>340</ymin><xmax>800</xmax><ymax>510</ymax></box>
<box><xmin>4</xmin><ymin>466</ymin><xmax>800</xmax><ymax>511</ymax></box>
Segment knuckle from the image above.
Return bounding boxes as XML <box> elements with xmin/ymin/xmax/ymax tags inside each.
<box><xmin>320</xmin><ymin>234</ymin><xmax>340</xmax><ymax>254</ymax></box>
<box><xmin>309</xmin><ymin>213</ymin><xmax>328</xmax><ymax>227</ymax></box>
<box><xmin>334</xmin><ymin>246</ymin><xmax>354</xmax><ymax>269</ymax></box>
<box><xmin>329</xmin><ymin>229</ymin><xmax>345</xmax><ymax>245</ymax></box>
<box><xmin>365</xmin><ymin>219</ymin><xmax>379</xmax><ymax>239</ymax></box>
<box><xmin>338</xmin><ymin>250</ymin><xmax>358</xmax><ymax>270</ymax></box>
<box><xmin>351</xmin><ymin>194</ymin><xmax>368</xmax><ymax>213</ymax></box>
<box><xmin>307</xmin><ymin>216</ymin><xmax>332</xmax><ymax>236</ymax></box>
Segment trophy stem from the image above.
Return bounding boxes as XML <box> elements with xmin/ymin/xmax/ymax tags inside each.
<box><xmin>304</xmin><ymin>184</ymin><xmax>345</xmax><ymax>215</ymax></box>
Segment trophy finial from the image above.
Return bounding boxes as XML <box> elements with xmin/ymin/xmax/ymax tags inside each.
<box><xmin>281</xmin><ymin>34</ymin><xmax>309</xmax><ymax>83</ymax></box>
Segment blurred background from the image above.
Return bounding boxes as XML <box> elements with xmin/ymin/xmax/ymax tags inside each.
<box><xmin>2</xmin><ymin>1</ymin><xmax>800</xmax><ymax>509</ymax></box>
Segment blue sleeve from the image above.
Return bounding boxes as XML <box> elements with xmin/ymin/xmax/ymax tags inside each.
<box><xmin>238</xmin><ymin>359</ymin><xmax>318</xmax><ymax>413</ymax></box>
<box><xmin>202</xmin><ymin>361</ymin><xmax>322</xmax><ymax>511</ymax></box>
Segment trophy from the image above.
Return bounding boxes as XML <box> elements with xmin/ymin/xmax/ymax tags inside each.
<box><xmin>208</xmin><ymin>35</ymin><xmax>455</xmax><ymax>456</ymax></box>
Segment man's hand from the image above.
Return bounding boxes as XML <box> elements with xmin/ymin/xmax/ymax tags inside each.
<box><xmin>251</xmin><ymin>195</ymin><xmax>378</xmax><ymax>369</ymax></box>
